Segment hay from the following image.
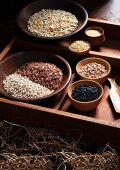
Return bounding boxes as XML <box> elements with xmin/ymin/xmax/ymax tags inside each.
<box><xmin>0</xmin><ymin>120</ymin><xmax>119</xmax><ymax>170</ymax></box>
<box><xmin>71</xmin><ymin>151</ymin><xmax>119</xmax><ymax>170</ymax></box>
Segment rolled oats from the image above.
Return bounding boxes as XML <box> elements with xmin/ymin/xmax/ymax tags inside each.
<box><xmin>28</xmin><ymin>9</ymin><xmax>78</xmax><ymax>37</ymax></box>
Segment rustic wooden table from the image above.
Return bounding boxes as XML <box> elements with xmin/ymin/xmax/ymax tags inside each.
<box><xmin>76</xmin><ymin>0</ymin><xmax>120</xmax><ymax>23</ymax></box>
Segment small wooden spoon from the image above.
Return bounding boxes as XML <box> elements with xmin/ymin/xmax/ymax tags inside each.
<box><xmin>108</xmin><ymin>77</ymin><xmax>120</xmax><ymax>113</ymax></box>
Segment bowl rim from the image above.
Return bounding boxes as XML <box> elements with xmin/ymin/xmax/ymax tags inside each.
<box><xmin>0</xmin><ymin>51</ymin><xmax>72</xmax><ymax>101</ymax></box>
<box><xmin>68</xmin><ymin>79</ymin><xmax>104</xmax><ymax>104</ymax></box>
<box><xmin>16</xmin><ymin>0</ymin><xmax>88</xmax><ymax>40</ymax></box>
<box><xmin>76</xmin><ymin>57</ymin><xmax>111</xmax><ymax>80</ymax></box>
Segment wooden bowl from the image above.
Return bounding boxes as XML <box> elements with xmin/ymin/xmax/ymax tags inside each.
<box><xmin>76</xmin><ymin>57</ymin><xmax>111</xmax><ymax>84</ymax></box>
<box><xmin>85</xmin><ymin>26</ymin><xmax>105</xmax><ymax>46</ymax></box>
<box><xmin>17</xmin><ymin>0</ymin><xmax>88</xmax><ymax>40</ymax></box>
<box><xmin>68</xmin><ymin>40</ymin><xmax>91</xmax><ymax>55</ymax></box>
<box><xmin>0</xmin><ymin>51</ymin><xmax>72</xmax><ymax>101</ymax></box>
<box><xmin>68</xmin><ymin>80</ymin><xmax>103</xmax><ymax>111</ymax></box>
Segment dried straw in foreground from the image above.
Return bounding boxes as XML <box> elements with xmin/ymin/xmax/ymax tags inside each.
<box><xmin>0</xmin><ymin>120</ymin><xmax>119</xmax><ymax>170</ymax></box>
<box><xmin>71</xmin><ymin>151</ymin><xmax>119</xmax><ymax>170</ymax></box>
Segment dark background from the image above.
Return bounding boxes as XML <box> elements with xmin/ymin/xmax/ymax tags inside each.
<box><xmin>0</xmin><ymin>0</ymin><xmax>116</xmax><ymax>23</ymax></box>
<box><xmin>0</xmin><ymin>0</ymin><xmax>33</xmax><ymax>23</ymax></box>
<box><xmin>0</xmin><ymin>0</ymin><xmax>119</xmax><ymax>51</ymax></box>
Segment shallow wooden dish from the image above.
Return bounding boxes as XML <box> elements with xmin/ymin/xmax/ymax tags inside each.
<box><xmin>17</xmin><ymin>0</ymin><xmax>88</xmax><ymax>40</ymax></box>
<box><xmin>0</xmin><ymin>51</ymin><xmax>72</xmax><ymax>101</ymax></box>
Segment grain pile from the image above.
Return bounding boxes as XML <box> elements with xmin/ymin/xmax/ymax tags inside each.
<box><xmin>16</xmin><ymin>62</ymin><xmax>63</xmax><ymax>90</ymax></box>
<box><xmin>28</xmin><ymin>9</ymin><xmax>78</xmax><ymax>37</ymax></box>
<box><xmin>3</xmin><ymin>62</ymin><xmax>63</xmax><ymax>99</ymax></box>
<box><xmin>79</xmin><ymin>62</ymin><xmax>107</xmax><ymax>78</ymax></box>
<box><xmin>69</xmin><ymin>40</ymin><xmax>90</xmax><ymax>53</ymax></box>
<box><xmin>86</xmin><ymin>29</ymin><xmax>102</xmax><ymax>37</ymax></box>
<box><xmin>0</xmin><ymin>120</ymin><xmax>119</xmax><ymax>170</ymax></box>
<box><xmin>3</xmin><ymin>73</ymin><xmax>53</xmax><ymax>98</ymax></box>
<box><xmin>72</xmin><ymin>85</ymin><xmax>100</xmax><ymax>102</ymax></box>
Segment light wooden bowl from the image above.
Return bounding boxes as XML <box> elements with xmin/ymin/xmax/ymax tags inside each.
<box><xmin>0</xmin><ymin>51</ymin><xmax>72</xmax><ymax>101</ymax></box>
<box><xmin>68</xmin><ymin>80</ymin><xmax>103</xmax><ymax>111</ymax></box>
<box><xmin>76</xmin><ymin>57</ymin><xmax>111</xmax><ymax>84</ymax></box>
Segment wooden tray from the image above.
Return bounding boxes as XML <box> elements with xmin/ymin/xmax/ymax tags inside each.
<box><xmin>0</xmin><ymin>18</ymin><xmax>120</xmax><ymax>148</ymax></box>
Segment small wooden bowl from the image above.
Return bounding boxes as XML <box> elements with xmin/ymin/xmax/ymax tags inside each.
<box><xmin>76</xmin><ymin>57</ymin><xmax>111</xmax><ymax>84</ymax></box>
<box><xmin>68</xmin><ymin>40</ymin><xmax>91</xmax><ymax>55</ymax></box>
<box><xmin>68</xmin><ymin>80</ymin><xmax>103</xmax><ymax>111</ymax></box>
<box><xmin>85</xmin><ymin>26</ymin><xmax>105</xmax><ymax>46</ymax></box>
<box><xmin>0</xmin><ymin>51</ymin><xmax>72</xmax><ymax>101</ymax></box>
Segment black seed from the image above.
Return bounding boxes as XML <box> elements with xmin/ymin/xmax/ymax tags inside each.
<box><xmin>72</xmin><ymin>85</ymin><xmax>100</xmax><ymax>102</ymax></box>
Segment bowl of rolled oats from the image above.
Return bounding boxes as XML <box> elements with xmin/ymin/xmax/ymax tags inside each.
<box><xmin>76</xmin><ymin>57</ymin><xmax>111</xmax><ymax>84</ymax></box>
<box><xmin>17</xmin><ymin>0</ymin><xmax>88</xmax><ymax>40</ymax></box>
<box><xmin>0</xmin><ymin>51</ymin><xmax>71</xmax><ymax>101</ymax></box>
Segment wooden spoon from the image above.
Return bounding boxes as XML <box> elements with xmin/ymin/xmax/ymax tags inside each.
<box><xmin>108</xmin><ymin>77</ymin><xmax>120</xmax><ymax>113</ymax></box>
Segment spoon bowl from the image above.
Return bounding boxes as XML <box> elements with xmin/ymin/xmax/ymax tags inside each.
<box><xmin>108</xmin><ymin>77</ymin><xmax>120</xmax><ymax>113</ymax></box>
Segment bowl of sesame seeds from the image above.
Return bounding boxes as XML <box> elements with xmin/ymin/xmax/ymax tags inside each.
<box><xmin>17</xmin><ymin>0</ymin><xmax>88</xmax><ymax>40</ymax></box>
<box><xmin>76</xmin><ymin>57</ymin><xmax>111</xmax><ymax>84</ymax></box>
<box><xmin>0</xmin><ymin>51</ymin><xmax>71</xmax><ymax>101</ymax></box>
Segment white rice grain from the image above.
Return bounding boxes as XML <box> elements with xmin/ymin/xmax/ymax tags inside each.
<box><xmin>3</xmin><ymin>73</ymin><xmax>53</xmax><ymax>98</ymax></box>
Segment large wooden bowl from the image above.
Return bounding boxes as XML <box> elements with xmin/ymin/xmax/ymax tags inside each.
<box><xmin>0</xmin><ymin>51</ymin><xmax>72</xmax><ymax>101</ymax></box>
<box><xmin>17</xmin><ymin>0</ymin><xmax>88</xmax><ymax>40</ymax></box>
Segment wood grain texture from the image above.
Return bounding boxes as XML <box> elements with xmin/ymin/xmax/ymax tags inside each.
<box><xmin>1</xmin><ymin>96</ymin><xmax>120</xmax><ymax>147</ymax></box>
<box><xmin>75</xmin><ymin>0</ymin><xmax>120</xmax><ymax>24</ymax></box>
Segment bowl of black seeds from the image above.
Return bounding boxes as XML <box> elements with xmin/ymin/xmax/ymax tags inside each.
<box><xmin>68</xmin><ymin>80</ymin><xmax>103</xmax><ymax>111</ymax></box>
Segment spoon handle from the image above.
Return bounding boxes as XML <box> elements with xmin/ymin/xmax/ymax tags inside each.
<box><xmin>108</xmin><ymin>78</ymin><xmax>120</xmax><ymax>113</ymax></box>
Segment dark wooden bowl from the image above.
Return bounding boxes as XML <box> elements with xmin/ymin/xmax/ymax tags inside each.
<box><xmin>17</xmin><ymin>0</ymin><xmax>88</xmax><ymax>40</ymax></box>
<box><xmin>0</xmin><ymin>51</ymin><xmax>72</xmax><ymax>101</ymax></box>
